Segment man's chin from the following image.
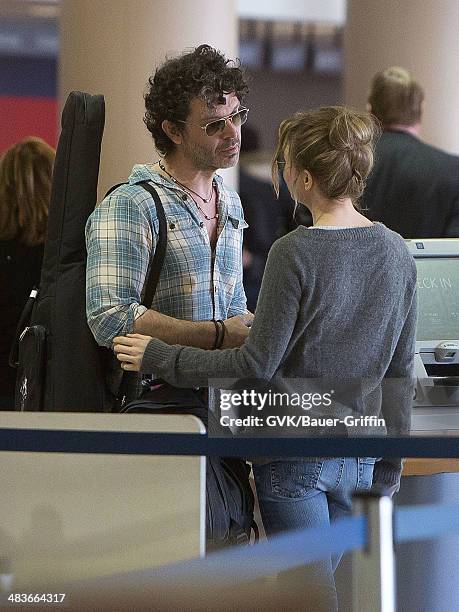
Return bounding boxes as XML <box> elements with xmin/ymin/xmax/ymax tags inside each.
<box><xmin>218</xmin><ymin>152</ymin><xmax>240</xmax><ymax>168</ymax></box>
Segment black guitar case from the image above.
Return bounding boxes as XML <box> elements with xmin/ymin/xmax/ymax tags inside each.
<box><xmin>15</xmin><ymin>91</ymin><xmax>111</xmax><ymax>412</ymax></box>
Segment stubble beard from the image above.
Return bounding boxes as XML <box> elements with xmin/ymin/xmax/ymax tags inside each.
<box><xmin>183</xmin><ymin>139</ymin><xmax>240</xmax><ymax>172</ymax></box>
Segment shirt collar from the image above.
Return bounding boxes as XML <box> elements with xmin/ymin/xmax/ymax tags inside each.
<box><xmin>128</xmin><ymin>163</ymin><xmax>229</xmax><ymax>225</ymax></box>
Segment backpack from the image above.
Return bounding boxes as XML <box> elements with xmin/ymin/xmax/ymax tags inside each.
<box><xmin>207</xmin><ymin>456</ymin><xmax>256</xmax><ymax>549</ymax></box>
<box><xmin>122</xmin><ymin>389</ymin><xmax>257</xmax><ymax>549</ymax></box>
<box><xmin>11</xmin><ymin>90</ymin><xmax>257</xmax><ymax>549</ymax></box>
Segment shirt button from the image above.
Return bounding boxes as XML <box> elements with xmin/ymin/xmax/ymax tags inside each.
<box><xmin>214</xmin><ymin>286</ymin><xmax>218</xmax><ymax>292</ymax></box>
<box><xmin>169</xmin><ymin>222</ymin><xmax>176</xmax><ymax>229</ymax></box>
<box><xmin>181</xmin><ymin>194</ymin><xmax>187</xmax><ymax>201</ymax></box>
<box><xmin>200</xmin><ymin>221</ymin><xmax>204</xmax><ymax>228</ymax></box>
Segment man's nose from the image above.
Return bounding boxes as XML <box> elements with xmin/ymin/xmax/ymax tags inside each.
<box><xmin>222</xmin><ymin>117</ymin><xmax>239</xmax><ymax>139</ymax></box>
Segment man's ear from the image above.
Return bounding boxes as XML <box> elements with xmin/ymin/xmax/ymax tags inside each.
<box><xmin>303</xmin><ymin>169</ymin><xmax>313</xmax><ymax>191</ymax></box>
<box><xmin>162</xmin><ymin>119</ymin><xmax>183</xmax><ymax>145</ymax></box>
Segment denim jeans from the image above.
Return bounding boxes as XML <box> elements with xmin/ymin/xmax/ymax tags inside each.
<box><xmin>252</xmin><ymin>457</ymin><xmax>375</xmax><ymax>611</ymax></box>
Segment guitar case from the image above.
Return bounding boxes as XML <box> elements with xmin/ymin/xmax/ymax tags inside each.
<box><xmin>14</xmin><ymin>91</ymin><xmax>112</xmax><ymax>412</ymax></box>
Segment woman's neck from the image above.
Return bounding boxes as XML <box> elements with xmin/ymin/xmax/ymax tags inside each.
<box><xmin>309</xmin><ymin>197</ymin><xmax>372</xmax><ymax>228</ymax></box>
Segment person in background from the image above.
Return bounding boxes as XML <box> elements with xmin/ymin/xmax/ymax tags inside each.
<box><xmin>0</xmin><ymin>137</ymin><xmax>55</xmax><ymax>409</ymax></box>
<box><xmin>363</xmin><ymin>66</ymin><xmax>459</xmax><ymax>237</ymax></box>
<box><xmin>113</xmin><ymin>106</ymin><xmax>417</xmax><ymax>609</ymax></box>
<box><xmin>239</xmin><ymin>124</ymin><xmax>311</xmax><ymax>311</ymax></box>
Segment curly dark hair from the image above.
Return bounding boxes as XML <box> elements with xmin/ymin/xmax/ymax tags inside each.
<box><xmin>144</xmin><ymin>44</ymin><xmax>249</xmax><ymax>155</ymax></box>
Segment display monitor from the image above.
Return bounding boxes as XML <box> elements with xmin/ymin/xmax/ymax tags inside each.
<box><xmin>415</xmin><ymin>257</ymin><xmax>459</xmax><ymax>341</ymax></box>
<box><xmin>405</xmin><ymin>239</ymin><xmax>459</xmax><ymax>344</ymax></box>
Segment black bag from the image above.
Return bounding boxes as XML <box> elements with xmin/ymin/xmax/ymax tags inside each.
<box><xmin>14</xmin><ymin>325</ymin><xmax>47</xmax><ymax>411</ymax></box>
<box><xmin>122</xmin><ymin>385</ymin><xmax>257</xmax><ymax>550</ymax></box>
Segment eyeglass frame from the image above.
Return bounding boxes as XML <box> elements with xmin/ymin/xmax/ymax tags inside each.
<box><xmin>176</xmin><ymin>107</ymin><xmax>249</xmax><ymax>137</ymax></box>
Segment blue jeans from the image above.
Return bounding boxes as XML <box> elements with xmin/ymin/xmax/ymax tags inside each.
<box><xmin>252</xmin><ymin>457</ymin><xmax>375</xmax><ymax>611</ymax></box>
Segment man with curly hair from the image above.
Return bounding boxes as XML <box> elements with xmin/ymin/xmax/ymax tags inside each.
<box><xmin>86</xmin><ymin>44</ymin><xmax>253</xmax><ymax>358</ymax></box>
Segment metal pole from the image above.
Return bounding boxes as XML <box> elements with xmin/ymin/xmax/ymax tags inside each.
<box><xmin>352</xmin><ymin>491</ymin><xmax>396</xmax><ymax>612</ymax></box>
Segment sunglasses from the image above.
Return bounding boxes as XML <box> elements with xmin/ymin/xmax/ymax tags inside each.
<box><xmin>178</xmin><ymin>107</ymin><xmax>249</xmax><ymax>137</ymax></box>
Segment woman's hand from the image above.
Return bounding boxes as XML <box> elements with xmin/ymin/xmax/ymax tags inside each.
<box><xmin>113</xmin><ymin>333</ymin><xmax>152</xmax><ymax>371</ymax></box>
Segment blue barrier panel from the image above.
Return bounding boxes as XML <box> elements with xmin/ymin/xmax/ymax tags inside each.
<box><xmin>143</xmin><ymin>503</ymin><xmax>459</xmax><ymax>585</ymax></box>
<box><xmin>49</xmin><ymin>502</ymin><xmax>459</xmax><ymax>592</ymax></box>
<box><xmin>395</xmin><ymin>504</ymin><xmax>459</xmax><ymax>543</ymax></box>
<box><xmin>65</xmin><ymin>515</ymin><xmax>367</xmax><ymax>590</ymax></box>
<box><xmin>1</xmin><ymin>428</ymin><xmax>459</xmax><ymax>457</ymax></box>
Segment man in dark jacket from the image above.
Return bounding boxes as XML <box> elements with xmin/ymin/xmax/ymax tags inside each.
<box><xmin>362</xmin><ymin>66</ymin><xmax>459</xmax><ymax>238</ymax></box>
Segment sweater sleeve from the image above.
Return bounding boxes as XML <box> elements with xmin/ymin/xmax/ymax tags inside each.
<box><xmin>373</xmin><ymin>286</ymin><xmax>418</xmax><ymax>490</ymax></box>
<box><xmin>140</xmin><ymin>238</ymin><xmax>303</xmax><ymax>387</ymax></box>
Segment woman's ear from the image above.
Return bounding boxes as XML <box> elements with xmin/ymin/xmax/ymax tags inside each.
<box><xmin>303</xmin><ymin>169</ymin><xmax>313</xmax><ymax>191</ymax></box>
<box><xmin>161</xmin><ymin>120</ymin><xmax>183</xmax><ymax>145</ymax></box>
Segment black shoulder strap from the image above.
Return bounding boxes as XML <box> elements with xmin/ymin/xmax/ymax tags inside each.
<box><xmin>138</xmin><ymin>181</ymin><xmax>167</xmax><ymax>307</ymax></box>
<box><xmin>104</xmin><ymin>182</ymin><xmax>127</xmax><ymax>198</ymax></box>
<box><xmin>112</xmin><ymin>180</ymin><xmax>167</xmax><ymax>409</ymax></box>
<box><xmin>104</xmin><ymin>180</ymin><xmax>167</xmax><ymax>306</ymax></box>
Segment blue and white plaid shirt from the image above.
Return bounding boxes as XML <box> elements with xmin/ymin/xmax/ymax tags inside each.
<box><xmin>86</xmin><ymin>164</ymin><xmax>248</xmax><ymax>347</ymax></box>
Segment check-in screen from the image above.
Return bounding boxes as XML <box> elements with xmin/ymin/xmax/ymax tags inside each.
<box><xmin>415</xmin><ymin>258</ymin><xmax>459</xmax><ymax>341</ymax></box>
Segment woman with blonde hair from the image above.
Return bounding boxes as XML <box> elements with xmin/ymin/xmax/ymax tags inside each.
<box><xmin>0</xmin><ymin>137</ymin><xmax>55</xmax><ymax>408</ymax></box>
<box><xmin>114</xmin><ymin>107</ymin><xmax>416</xmax><ymax>607</ymax></box>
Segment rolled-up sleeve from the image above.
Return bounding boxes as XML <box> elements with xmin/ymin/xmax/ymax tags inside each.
<box><xmin>226</xmin><ymin>201</ymin><xmax>248</xmax><ymax>317</ymax></box>
<box><xmin>85</xmin><ymin>192</ymin><xmax>155</xmax><ymax>347</ymax></box>
<box><xmin>227</xmin><ymin>249</ymin><xmax>247</xmax><ymax>317</ymax></box>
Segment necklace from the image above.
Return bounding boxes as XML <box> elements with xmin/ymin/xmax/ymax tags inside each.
<box><xmin>192</xmin><ymin>200</ymin><xmax>219</xmax><ymax>221</ymax></box>
<box><xmin>158</xmin><ymin>160</ymin><xmax>218</xmax><ymax>221</ymax></box>
<box><xmin>158</xmin><ymin>160</ymin><xmax>213</xmax><ymax>203</ymax></box>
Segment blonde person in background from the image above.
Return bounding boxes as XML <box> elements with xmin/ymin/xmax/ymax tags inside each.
<box><xmin>0</xmin><ymin>137</ymin><xmax>55</xmax><ymax>409</ymax></box>
<box><xmin>363</xmin><ymin>66</ymin><xmax>459</xmax><ymax>237</ymax></box>
<box><xmin>114</xmin><ymin>107</ymin><xmax>417</xmax><ymax>609</ymax></box>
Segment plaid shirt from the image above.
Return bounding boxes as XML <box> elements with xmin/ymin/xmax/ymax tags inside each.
<box><xmin>86</xmin><ymin>164</ymin><xmax>248</xmax><ymax>347</ymax></box>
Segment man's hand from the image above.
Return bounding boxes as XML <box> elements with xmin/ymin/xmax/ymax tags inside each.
<box><xmin>113</xmin><ymin>333</ymin><xmax>152</xmax><ymax>371</ymax></box>
<box><xmin>222</xmin><ymin>313</ymin><xmax>254</xmax><ymax>348</ymax></box>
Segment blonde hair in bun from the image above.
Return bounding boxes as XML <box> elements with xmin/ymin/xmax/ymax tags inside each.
<box><xmin>272</xmin><ymin>106</ymin><xmax>380</xmax><ymax>205</ymax></box>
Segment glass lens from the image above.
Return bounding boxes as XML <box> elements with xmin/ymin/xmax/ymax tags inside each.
<box><xmin>232</xmin><ymin>108</ymin><xmax>248</xmax><ymax>127</ymax></box>
<box><xmin>205</xmin><ymin>119</ymin><xmax>226</xmax><ymax>136</ymax></box>
<box><xmin>204</xmin><ymin>108</ymin><xmax>249</xmax><ymax>136</ymax></box>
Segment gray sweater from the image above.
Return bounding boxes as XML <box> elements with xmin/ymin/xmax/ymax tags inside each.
<box><xmin>142</xmin><ymin>223</ymin><xmax>417</xmax><ymax>486</ymax></box>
